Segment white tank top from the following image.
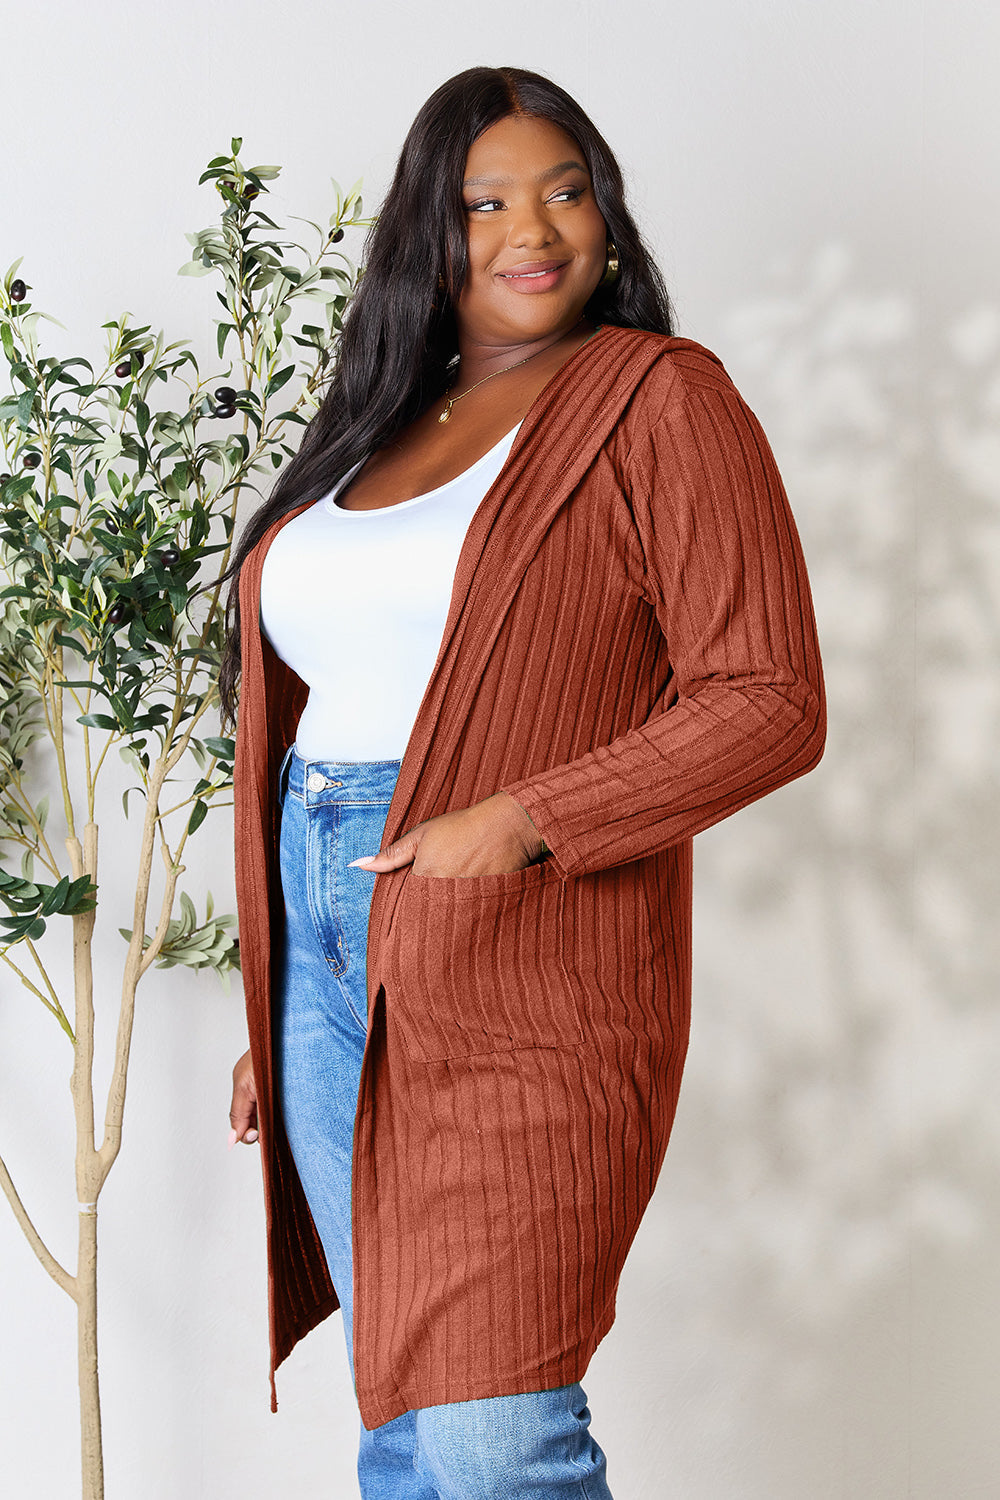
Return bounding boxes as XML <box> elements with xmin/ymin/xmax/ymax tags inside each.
<box><xmin>259</xmin><ymin>423</ymin><xmax>522</xmax><ymax>761</ymax></box>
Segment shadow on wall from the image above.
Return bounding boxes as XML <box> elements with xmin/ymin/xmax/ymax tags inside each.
<box><xmin>602</xmin><ymin>246</ymin><xmax>1000</xmax><ymax>1496</ymax></box>
<box><xmin>708</xmin><ymin>240</ymin><xmax>997</xmax><ymax>1277</ymax></box>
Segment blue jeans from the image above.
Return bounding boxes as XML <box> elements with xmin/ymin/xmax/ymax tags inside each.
<box><xmin>275</xmin><ymin>747</ymin><xmax>613</xmax><ymax>1500</ymax></box>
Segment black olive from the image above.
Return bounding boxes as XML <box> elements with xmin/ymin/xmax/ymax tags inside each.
<box><xmin>159</xmin><ymin>547</ymin><xmax>181</xmax><ymax>567</ymax></box>
<box><xmin>0</xmin><ymin>472</ymin><xmax>11</xmax><ymax>484</ymax></box>
<box><xmin>107</xmin><ymin>601</ymin><xmax>128</xmax><ymax>624</ymax></box>
<box><xmin>10</xmin><ymin>279</ymin><xmax>27</xmax><ymax>301</ymax></box>
<box><xmin>214</xmin><ymin>386</ymin><xmax>237</xmax><ymax>405</ymax></box>
<box><xmin>214</xmin><ymin>403</ymin><xmax>236</xmax><ymax>419</ymax></box>
<box><xmin>104</xmin><ymin>517</ymin><xmax>119</xmax><ymax>534</ymax></box>
<box><xmin>22</xmin><ymin>451</ymin><xmax>41</xmax><ymax>469</ymax></box>
<box><xmin>219</xmin><ymin>179</ymin><xmax>256</xmax><ymax>204</ymax></box>
<box><xmin>115</xmin><ymin>351</ymin><xmax>144</xmax><ymax>379</ymax></box>
<box><xmin>331</xmin><ymin>229</ymin><xmax>344</xmax><ymax>244</ymax></box>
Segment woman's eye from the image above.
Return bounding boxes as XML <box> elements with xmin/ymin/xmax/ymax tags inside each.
<box><xmin>465</xmin><ymin>186</ymin><xmax>586</xmax><ymax>214</ymax></box>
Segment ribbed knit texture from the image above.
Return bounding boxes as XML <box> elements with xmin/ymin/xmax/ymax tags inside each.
<box><xmin>234</xmin><ymin>327</ymin><xmax>826</xmax><ymax>1427</ymax></box>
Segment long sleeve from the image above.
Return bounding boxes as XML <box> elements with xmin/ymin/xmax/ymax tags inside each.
<box><xmin>500</xmin><ymin>358</ymin><xmax>826</xmax><ymax>879</ymax></box>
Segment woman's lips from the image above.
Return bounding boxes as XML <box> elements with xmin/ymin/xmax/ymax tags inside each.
<box><xmin>497</xmin><ymin>261</ymin><xmax>569</xmax><ymax>293</ymax></box>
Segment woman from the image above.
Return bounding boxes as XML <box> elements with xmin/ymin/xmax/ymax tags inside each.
<box><xmin>223</xmin><ymin>65</ymin><xmax>825</xmax><ymax>1499</ymax></box>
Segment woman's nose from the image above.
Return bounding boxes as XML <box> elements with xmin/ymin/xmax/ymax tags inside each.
<box><xmin>507</xmin><ymin>200</ymin><xmax>557</xmax><ymax>248</ymax></box>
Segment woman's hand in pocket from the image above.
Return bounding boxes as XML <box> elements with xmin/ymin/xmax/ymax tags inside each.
<box><xmin>349</xmin><ymin>792</ymin><xmax>547</xmax><ymax>878</ymax></box>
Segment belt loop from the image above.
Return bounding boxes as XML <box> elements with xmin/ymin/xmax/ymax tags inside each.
<box><xmin>276</xmin><ymin>743</ymin><xmax>295</xmax><ymax>806</ymax></box>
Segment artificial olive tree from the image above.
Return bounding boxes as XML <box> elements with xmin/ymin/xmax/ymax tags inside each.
<box><xmin>0</xmin><ymin>141</ymin><xmax>366</xmax><ymax>1500</ymax></box>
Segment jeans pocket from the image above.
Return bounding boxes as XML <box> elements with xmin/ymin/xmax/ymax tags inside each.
<box><xmin>304</xmin><ymin>797</ymin><xmax>392</xmax><ymax>983</ymax></box>
<box><xmin>304</xmin><ymin>803</ymin><xmax>352</xmax><ymax>976</ymax></box>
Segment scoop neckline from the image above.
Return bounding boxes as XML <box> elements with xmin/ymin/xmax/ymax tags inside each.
<box><xmin>324</xmin><ymin>420</ymin><xmax>523</xmax><ymax>516</ymax></box>
<box><xmin>321</xmin><ymin>322</ymin><xmax>610</xmax><ymax>518</ymax></box>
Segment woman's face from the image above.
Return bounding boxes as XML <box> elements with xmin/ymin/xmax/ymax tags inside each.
<box><xmin>455</xmin><ymin>114</ymin><xmax>609</xmax><ymax>350</ymax></box>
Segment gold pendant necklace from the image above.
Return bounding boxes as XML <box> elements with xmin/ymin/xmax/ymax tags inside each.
<box><xmin>438</xmin><ymin>319</ymin><xmax>594</xmax><ymax>424</ymax></box>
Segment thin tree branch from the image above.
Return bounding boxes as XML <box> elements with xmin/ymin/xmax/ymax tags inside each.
<box><xmin>46</xmin><ymin>649</ymin><xmax>78</xmax><ymax>844</ymax></box>
<box><xmin>67</xmin><ymin>825</ymin><xmax>101</xmax><ymax>1207</ymax></box>
<box><xmin>2</xmin><ymin>771</ymin><xmax>63</xmax><ymax>877</ymax></box>
<box><xmin>24</xmin><ymin>936</ymin><xmax>64</xmax><ymax>1011</ymax></box>
<box><xmin>137</xmin><ymin>842</ymin><xmax>184</xmax><ymax>981</ymax></box>
<box><xmin>0</xmin><ymin>949</ymin><xmax>75</xmax><ymax>1040</ymax></box>
<box><xmin>0</xmin><ymin>1151</ymin><xmax>77</xmax><ymax>1299</ymax></box>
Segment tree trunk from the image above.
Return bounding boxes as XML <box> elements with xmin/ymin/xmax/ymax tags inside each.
<box><xmin>78</xmin><ymin>1206</ymin><xmax>103</xmax><ymax>1500</ymax></box>
<box><xmin>67</xmin><ymin>823</ymin><xmax>104</xmax><ymax>1497</ymax></box>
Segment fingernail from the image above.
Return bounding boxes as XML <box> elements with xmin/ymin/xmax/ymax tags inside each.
<box><xmin>227</xmin><ymin>1128</ymin><xmax>238</xmax><ymax>1150</ymax></box>
<box><xmin>245</xmin><ymin>1129</ymin><xmax>259</xmax><ymax>1144</ymax></box>
<box><xmin>349</xmin><ymin>857</ymin><xmax>376</xmax><ymax>868</ymax></box>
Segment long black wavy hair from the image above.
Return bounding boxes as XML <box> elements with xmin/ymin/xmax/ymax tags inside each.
<box><xmin>216</xmin><ymin>65</ymin><xmax>675</xmax><ymax>727</ymax></box>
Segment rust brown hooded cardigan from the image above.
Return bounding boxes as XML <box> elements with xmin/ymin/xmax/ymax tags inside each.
<box><xmin>234</xmin><ymin>326</ymin><xmax>826</xmax><ymax>1428</ymax></box>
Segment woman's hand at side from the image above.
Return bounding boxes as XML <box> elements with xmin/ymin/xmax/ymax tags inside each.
<box><xmin>228</xmin><ymin>1049</ymin><xmax>259</xmax><ymax>1147</ymax></box>
<box><xmin>350</xmin><ymin>792</ymin><xmax>547</xmax><ymax>878</ymax></box>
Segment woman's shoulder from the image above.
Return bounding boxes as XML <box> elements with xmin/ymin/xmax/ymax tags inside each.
<box><xmin>593</xmin><ymin>325</ymin><xmax>749</xmax><ymax>447</ymax></box>
<box><xmin>600</xmin><ymin>326</ymin><xmax>737</xmax><ymax>400</ymax></box>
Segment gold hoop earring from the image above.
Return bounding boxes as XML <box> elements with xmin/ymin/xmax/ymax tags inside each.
<box><xmin>599</xmin><ymin>242</ymin><xmax>620</xmax><ymax>288</ymax></box>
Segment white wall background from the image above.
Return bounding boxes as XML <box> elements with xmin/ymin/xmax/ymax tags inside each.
<box><xmin>1</xmin><ymin>2</ymin><xmax>996</xmax><ymax>1496</ymax></box>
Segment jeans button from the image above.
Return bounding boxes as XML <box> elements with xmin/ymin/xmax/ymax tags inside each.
<box><xmin>307</xmin><ymin>771</ymin><xmax>327</xmax><ymax>792</ymax></box>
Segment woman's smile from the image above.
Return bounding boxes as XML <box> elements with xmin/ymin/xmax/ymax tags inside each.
<box><xmin>496</xmin><ymin>259</ymin><xmax>570</xmax><ymax>292</ymax></box>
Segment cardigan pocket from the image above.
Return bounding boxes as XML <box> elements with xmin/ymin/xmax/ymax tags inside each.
<box><xmin>384</xmin><ymin>860</ymin><xmax>585</xmax><ymax>1062</ymax></box>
